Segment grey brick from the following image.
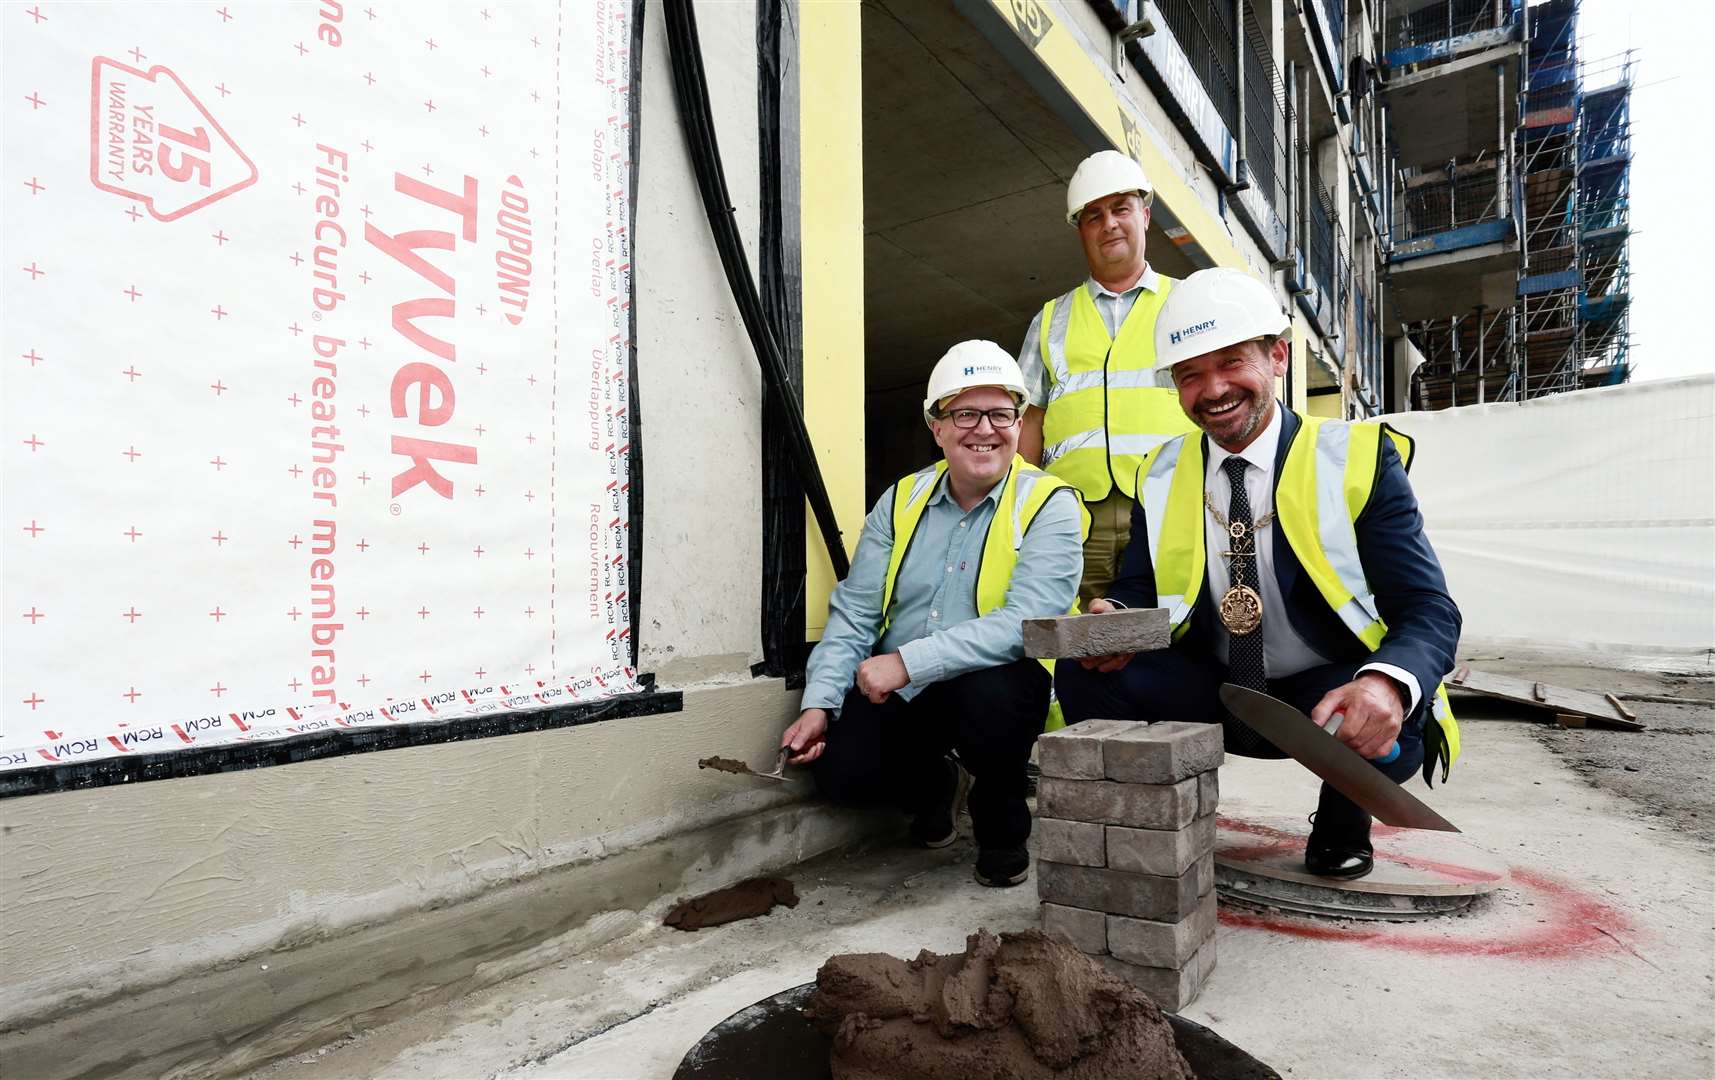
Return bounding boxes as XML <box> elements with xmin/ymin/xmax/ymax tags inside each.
<box><xmin>1103</xmin><ymin>722</ymin><xmax>1225</xmax><ymax>784</ymax></box>
<box><xmin>1105</xmin><ymin>814</ymin><xmax>1217</xmax><ymax>877</ymax></box>
<box><xmin>1022</xmin><ymin>608</ymin><xmax>1170</xmax><ymax>659</ymax></box>
<box><xmin>1099</xmin><ymin>938</ymin><xmax>1216</xmax><ymax>1012</ymax></box>
<box><xmin>1040</xmin><ymin>902</ymin><xmax>1107</xmax><ymax>955</ymax></box>
<box><xmin>1193</xmin><ymin>852</ymin><xmax>1214</xmax><ymax>897</ymax></box>
<box><xmin>1106</xmin><ymin>891</ymin><xmax>1217</xmax><ymax>968</ymax></box>
<box><xmin>1037</xmin><ymin>777</ymin><xmax>1197</xmax><ymax>829</ymax></box>
<box><xmin>1037</xmin><ymin>719</ymin><xmax>1135</xmax><ymax>779</ymax></box>
<box><xmin>1037</xmin><ymin>817</ymin><xmax>1106</xmax><ymax>867</ymax></box>
<box><xmin>1036</xmin><ymin>861</ymin><xmax>1201</xmax><ymax>922</ymax></box>
<box><xmin>1197</xmin><ymin>769</ymin><xmax>1219</xmax><ymax>818</ymax></box>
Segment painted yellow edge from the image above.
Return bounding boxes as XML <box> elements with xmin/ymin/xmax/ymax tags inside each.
<box><xmin>987</xmin><ymin>0</ymin><xmax>1245</xmax><ymax>270</ymax></box>
<box><xmin>800</xmin><ymin>0</ymin><xmax>866</xmax><ymax>640</ymax></box>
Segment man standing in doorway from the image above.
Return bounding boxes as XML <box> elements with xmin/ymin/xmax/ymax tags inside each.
<box><xmin>780</xmin><ymin>342</ymin><xmax>1085</xmax><ymax>888</ymax></box>
<box><xmin>1018</xmin><ymin>150</ymin><xmax>1197</xmax><ymax>606</ymax></box>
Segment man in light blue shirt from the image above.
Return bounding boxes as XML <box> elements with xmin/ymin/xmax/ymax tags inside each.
<box><xmin>780</xmin><ymin>342</ymin><xmax>1084</xmax><ymax>888</ymax></box>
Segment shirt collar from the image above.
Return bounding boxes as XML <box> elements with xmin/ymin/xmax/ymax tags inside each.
<box><xmin>1084</xmin><ymin>265</ymin><xmax>1160</xmax><ymax>301</ymax></box>
<box><xmin>926</xmin><ymin>466</ymin><xmax>1009</xmax><ymax>508</ymax></box>
<box><xmin>1205</xmin><ymin>400</ymin><xmax>1284</xmax><ymax>479</ymax></box>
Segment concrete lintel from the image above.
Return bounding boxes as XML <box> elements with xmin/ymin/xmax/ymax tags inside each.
<box><xmin>1383</xmin><ymin>42</ymin><xmax>1522</xmax><ymax>93</ymax></box>
<box><xmin>1386</xmin><ymin>239</ymin><xmax>1520</xmax><ymax>322</ymax></box>
<box><xmin>1390</xmin><ymin>238</ymin><xmax>1512</xmax><ymax>274</ymax></box>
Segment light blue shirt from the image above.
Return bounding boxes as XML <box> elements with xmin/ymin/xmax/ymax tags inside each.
<box><xmin>801</xmin><ymin>469</ymin><xmax>1084</xmax><ymax>714</ymax></box>
<box><xmin>1016</xmin><ymin>269</ymin><xmax>1167</xmax><ymax>408</ymax></box>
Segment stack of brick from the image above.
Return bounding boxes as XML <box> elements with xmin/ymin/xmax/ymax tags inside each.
<box><xmin>1035</xmin><ymin>719</ymin><xmax>1223</xmax><ymax>1011</ymax></box>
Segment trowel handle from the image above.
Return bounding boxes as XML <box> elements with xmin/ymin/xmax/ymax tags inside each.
<box><xmin>1326</xmin><ymin>712</ymin><xmax>1400</xmax><ymax>764</ymax></box>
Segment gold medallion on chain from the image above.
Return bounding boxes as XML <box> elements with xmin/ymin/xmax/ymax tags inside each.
<box><xmin>1217</xmin><ymin>584</ymin><xmax>1264</xmax><ymax>635</ymax></box>
<box><xmin>1205</xmin><ymin>489</ymin><xmax>1272</xmax><ymax>636</ymax></box>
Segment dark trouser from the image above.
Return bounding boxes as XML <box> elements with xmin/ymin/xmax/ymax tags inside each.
<box><xmin>810</xmin><ymin>659</ymin><xmax>1050</xmax><ymax>850</ymax></box>
<box><xmin>1055</xmin><ymin>646</ymin><xmax>1424</xmax><ymax>840</ymax></box>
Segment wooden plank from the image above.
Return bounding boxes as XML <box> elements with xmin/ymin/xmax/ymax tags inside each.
<box><xmin>1603</xmin><ymin>693</ymin><xmax>1638</xmax><ymax>723</ymax></box>
<box><xmin>1619</xmin><ymin>692</ymin><xmax>1713</xmax><ymax>707</ymax></box>
<box><xmin>1447</xmin><ymin>668</ymin><xmax>1646</xmax><ymax>731</ymax></box>
<box><xmin>1556</xmin><ymin>713</ymin><xmax>1587</xmax><ymax>729</ymax></box>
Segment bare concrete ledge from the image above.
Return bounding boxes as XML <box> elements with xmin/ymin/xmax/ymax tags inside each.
<box><xmin>0</xmin><ymin>800</ymin><xmax>897</xmax><ymax>1080</ymax></box>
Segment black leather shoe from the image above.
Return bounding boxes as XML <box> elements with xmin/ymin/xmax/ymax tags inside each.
<box><xmin>909</xmin><ymin>757</ymin><xmax>971</xmax><ymax>849</ymax></box>
<box><xmin>974</xmin><ymin>845</ymin><xmax>1030</xmax><ymax>887</ymax></box>
<box><xmin>1305</xmin><ymin>789</ymin><xmax>1376</xmax><ymax>880</ymax></box>
<box><xmin>1304</xmin><ymin>839</ymin><xmax>1374</xmax><ymax>879</ymax></box>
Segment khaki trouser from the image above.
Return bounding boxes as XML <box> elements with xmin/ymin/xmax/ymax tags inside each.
<box><xmin>1077</xmin><ymin>492</ymin><xmax>1134</xmax><ymax>607</ymax></box>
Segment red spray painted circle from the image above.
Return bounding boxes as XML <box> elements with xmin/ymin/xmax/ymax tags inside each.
<box><xmin>1215</xmin><ymin>817</ymin><xmax>1637</xmax><ymax>960</ymax></box>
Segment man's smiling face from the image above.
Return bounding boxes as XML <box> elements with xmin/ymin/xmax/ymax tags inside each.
<box><xmin>1169</xmin><ymin>337</ymin><xmax>1290</xmax><ymax>452</ymax></box>
<box><xmin>930</xmin><ymin>386</ymin><xmax>1021</xmax><ymax>492</ymax></box>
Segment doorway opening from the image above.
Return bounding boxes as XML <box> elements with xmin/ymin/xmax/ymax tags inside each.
<box><xmin>859</xmin><ymin>0</ymin><xmax>1196</xmax><ymax>504</ymax></box>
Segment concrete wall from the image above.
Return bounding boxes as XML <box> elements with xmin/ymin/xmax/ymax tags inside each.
<box><xmin>0</xmin><ymin>0</ymin><xmax>817</xmax><ymax>1055</ymax></box>
<box><xmin>637</xmin><ymin>0</ymin><xmax>765</xmax><ymax>681</ymax></box>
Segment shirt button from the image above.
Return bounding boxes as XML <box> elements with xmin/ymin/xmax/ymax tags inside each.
<box><xmin>946</xmin><ymin>565</ymin><xmax>954</xmax><ymax>573</ymax></box>
<box><xmin>958</xmin><ymin>522</ymin><xmax>967</xmax><ymax>529</ymax></box>
<box><xmin>931</xmin><ymin>610</ymin><xmax>940</xmax><ymax>619</ymax></box>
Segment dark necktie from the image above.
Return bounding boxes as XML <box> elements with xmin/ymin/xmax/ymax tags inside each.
<box><xmin>1220</xmin><ymin>457</ymin><xmax>1276</xmax><ymax>755</ymax></box>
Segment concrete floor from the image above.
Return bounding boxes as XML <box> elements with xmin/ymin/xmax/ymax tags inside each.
<box><xmin>250</xmin><ymin>665</ymin><xmax>1715</xmax><ymax>1080</ymax></box>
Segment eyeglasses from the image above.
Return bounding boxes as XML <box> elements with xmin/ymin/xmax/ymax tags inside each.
<box><xmin>940</xmin><ymin>407</ymin><xmax>1021</xmax><ymax>429</ymax></box>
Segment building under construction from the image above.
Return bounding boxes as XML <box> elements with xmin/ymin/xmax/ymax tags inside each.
<box><xmin>1384</xmin><ymin>0</ymin><xmax>1635</xmax><ymax>411</ymax></box>
<box><xmin>2</xmin><ymin>4</ymin><xmax>1697</xmax><ymax>1080</ymax></box>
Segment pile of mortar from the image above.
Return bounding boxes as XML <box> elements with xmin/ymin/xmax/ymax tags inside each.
<box><xmin>802</xmin><ymin>928</ymin><xmax>1194</xmax><ymax>1080</ymax></box>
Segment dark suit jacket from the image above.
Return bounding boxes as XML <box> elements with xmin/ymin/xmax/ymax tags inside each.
<box><xmin>1109</xmin><ymin>407</ymin><xmax>1461</xmax><ymax>718</ymax></box>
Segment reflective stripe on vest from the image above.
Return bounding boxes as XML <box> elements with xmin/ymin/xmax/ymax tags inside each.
<box><xmin>880</xmin><ymin>456</ymin><xmax>1091</xmax><ymax>672</ymax></box>
<box><xmin>1136</xmin><ymin>413</ymin><xmax>1460</xmax><ymax>778</ymax></box>
<box><xmin>1037</xmin><ymin>279</ymin><xmax>1198</xmax><ymax>502</ymax></box>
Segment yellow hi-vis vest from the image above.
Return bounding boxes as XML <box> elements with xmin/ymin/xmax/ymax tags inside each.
<box><xmin>1037</xmin><ymin>278</ymin><xmax>1199</xmax><ymax>503</ymax></box>
<box><xmin>880</xmin><ymin>456</ymin><xmax>1090</xmax><ymax>674</ymax></box>
<box><xmin>1134</xmin><ymin>414</ymin><xmax>1460</xmax><ymax>781</ymax></box>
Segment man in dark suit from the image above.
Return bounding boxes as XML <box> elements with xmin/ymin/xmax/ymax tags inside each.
<box><xmin>1056</xmin><ymin>268</ymin><xmax>1461</xmax><ymax>879</ymax></box>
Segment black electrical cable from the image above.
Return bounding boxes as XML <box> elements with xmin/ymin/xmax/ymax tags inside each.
<box><xmin>662</xmin><ymin>0</ymin><xmax>851</xmax><ymax>580</ymax></box>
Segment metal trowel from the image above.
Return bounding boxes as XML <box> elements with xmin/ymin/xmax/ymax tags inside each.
<box><xmin>1219</xmin><ymin>683</ymin><xmax>1459</xmax><ymax>831</ymax></box>
<box><xmin>698</xmin><ymin>746</ymin><xmax>792</xmax><ymax>783</ymax></box>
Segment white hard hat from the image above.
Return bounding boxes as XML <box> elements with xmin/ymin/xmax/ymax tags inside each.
<box><xmin>1066</xmin><ymin>149</ymin><xmax>1155</xmax><ymax>226</ymax></box>
<box><xmin>1152</xmin><ymin>267</ymin><xmax>1291</xmax><ymax>372</ymax></box>
<box><xmin>922</xmin><ymin>341</ymin><xmax>1028</xmax><ymax>422</ymax></box>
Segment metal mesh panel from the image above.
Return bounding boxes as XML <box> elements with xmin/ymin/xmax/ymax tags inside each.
<box><xmin>1408</xmin><ymin>308</ymin><xmax>1517</xmax><ymax>409</ymax></box>
<box><xmin>1241</xmin><ymin>5</ymin><xmax>1287</xmax><ymax>217</ymax></box>
<box><xmin>1157</xmin><ymin>0</ymin><xmax>1240</xmax><ymax>135</ymax></box>
<box><xmin>1395</xmin><ymin>160</ymin><xmax>1502</xmax><ymax>242</ymax></box>
<box><xmin>1386</xmin><ymin>0</ymin><xmax>1502</xmax><ymax>54</ymax></box>
<box><xmin>1308</xmin><ymin>180</ymin><xmax>1336</xmax><ymax>295</ymax></box>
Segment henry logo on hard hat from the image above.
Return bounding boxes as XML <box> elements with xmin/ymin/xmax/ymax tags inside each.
<box><xmin>1167</xmin><ymin>320</ymin><xmax>1218</xmax><ymax>346</ymax></box>
<box><xmin>1152</xmin><ymin>268</ymin><xmax>1291</xmax><ymax>372</ymax></box>
<box><xmin>924</xmin><ymin>341</ymin><xmax>1028</xmax><ymax>420</ymax></box>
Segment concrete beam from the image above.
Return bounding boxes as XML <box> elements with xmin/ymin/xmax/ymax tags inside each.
<box><xmin>1383</xmin><ymin>43</ymin><xmax>1521</xmax><ymax>92</ymax></box>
